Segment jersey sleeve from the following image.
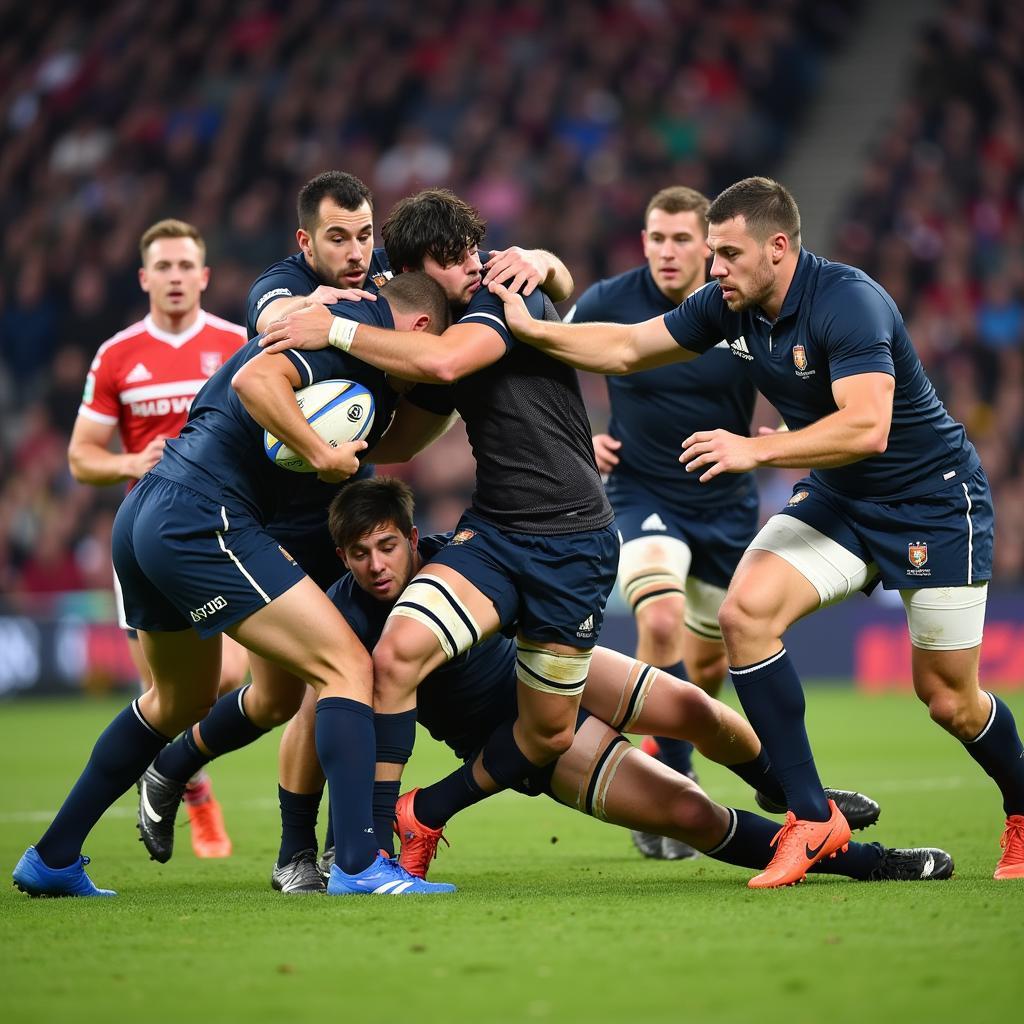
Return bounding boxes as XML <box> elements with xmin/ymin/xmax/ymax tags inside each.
<box><xmin>457</xmin><ymin>286</ymin><xmax>546</xmax><ymax>351</ymax></box>
<box><xmin>246</xmin><ymin>263</ymin><xmax>311</xmax><ymax>336</ymax></box>
<box><xmin>563</xmin><ymin>281</ymin><xmax>605</xmax><ymax>324</ymax></box>
<box><xmin>79</xmin><ymin>346</ymin><xmax>121</xmax><ymax>424</ymax></box>
<box><xmin>280</xmin><ymin>299</ymin><xmax>386</xmax><ymax>386</ymax></box>
<box><xmin>405</xmin><ymin>383</ymin><xmax>457</xmax><ymax>415</ymax></box>
<box><xmin>662</xmin><ymin>282</ymin><xmax>727</xmax><ymax>355</ymax></box>
<box><xmin>818</xmin><ymin>281</ymin><xmax>896</xmax><ymax>383</ymax></box>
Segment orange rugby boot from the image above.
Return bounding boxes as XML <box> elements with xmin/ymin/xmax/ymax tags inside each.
<box><xmin>393</xmin><ymin>789</ymin><xmax>449</xmax><ymax>879</ymax></box>
<box><xmin>748</xmin><ymin>798</ymin><xmax>851</xmax><ymax>889</ymax></box>
<box><xmin>186</xmin><ymin>794</ymin><xmax>233</xmax><ymax>859</ymax></box>
<box><xmin>993</xmin><ymin>815</ymin><xmax>1024</xmax><ymax>880</ymax></box>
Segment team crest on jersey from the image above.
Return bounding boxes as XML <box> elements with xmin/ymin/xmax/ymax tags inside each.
<box><xmin>908</xmin><ymin>543</ymin><xmax>929</xmax><ymax>569</ymax></box>
<box><xmin>450</xmin><ymin>529</ymin><xmax>476</xmax><ymax>546</ymax></box>
<box><xmin>371</xmin><ymin>270</ymin><xmax>393</xmax><ymax>289</ymax></box>
<box><xmin>200</xmin><ymin>352</ymin><xmax>224</xmax><ymax>377</ymax></box>
<box><xmin>787</xmin><ymin>490</ymin><xmax>810</xmax><ymax>506</ymax></box>
<box><xmin>278</xmin><ymin>545</ymin><xmax>297</xmax><ymax>566</ymax></box>
<box><xmin>793</xmin><ymin>345</ymin><xmax>807</xmax><ymax>371</ymax></box>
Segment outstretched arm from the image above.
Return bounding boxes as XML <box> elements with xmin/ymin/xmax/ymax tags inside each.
<box><xmin>487</xmin><ymin>281</ymin><xmax>694</xmax><ymax>374</ymax></box>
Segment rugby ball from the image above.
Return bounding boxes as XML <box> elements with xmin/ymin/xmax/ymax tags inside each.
<box><xmin>264</xmin><ymin>379</ymin><xmax>375</xmax><ymax>473</ymax></box>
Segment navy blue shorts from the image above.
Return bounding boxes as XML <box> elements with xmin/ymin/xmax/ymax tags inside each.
<box><xmin>426</xmin><ymin>511</ymin><xmax>620</xmax><ymax>648</ymax></box>
<box><xmin>611</xmin><ymin>480</ymin><xmax>758</xmax><ymax>590</ymax></box>
<box><xmin>112</xmin><ymin>474</ymin><xmax>307</xmax><ymax>638</ymax></box>
<box><xmin>777</xmin><ymin>467</ymin><xmax>993</xmax><ymax>590</ymax></box>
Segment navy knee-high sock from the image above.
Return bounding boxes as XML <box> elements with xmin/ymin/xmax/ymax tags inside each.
<box><xmin>315</xmin><ymin>697</ymin><xmax>378</xmax><ymax>875</ymax></box>
<box><xmin>277</xmin><ymin>786</ymin><xmax>323</xmax><ymax>867</ymax></box>
<box><xmin>653</xmin><ymin>662</ymin><xmax>694</xmax><ymax>775</ymax></box>
<box><xmin>155</xmin><ymin>684</ymin><xmax>268</xmax><ymax>783</ymax></box>
<box><xmin>730</xmin><ymin>648</ymin><xmax>830</xmax><ymax>821</ymax></box>
<box><xmin>705</xmin><ymin>808</ymin><xmax>881</xmax><ymax>878</ymax></box>
<box><xmin>36</xmin><ymin>700</ymin><xmax>170</xmax><ymax>868</ymax></box>
<box><xmin>963</xmin><ymin>692</ymin><xmax>1024</xmax><ymax>816</ymax></box>
<box><xmin>414</xmin><ymin>761</ymin><xmax>489</xmax><ymax>829</ymax></box>
<box><xmin>371</xmin><ymin>709</ymin><xmax>418</xmax><ymax>856</ymax></box>
<box><xmin>726</xmin><ymin>747</ymin><xmax>786</xmax><ymax>806</ymax></box>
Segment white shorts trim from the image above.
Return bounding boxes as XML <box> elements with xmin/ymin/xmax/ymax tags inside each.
<box><xmin>900</xmin><ymin>583</ymin><xmax>987</xmax><ymax>651</ymax></box>
<box><xmin>112</xmin><ymin>564</ymin><xmax>130</xmax><ymax>631</ymax></box>
<box><xmin>747</xmin><ymin>515</ymin><xmax>874</xmax><ymax>607</ymax></box>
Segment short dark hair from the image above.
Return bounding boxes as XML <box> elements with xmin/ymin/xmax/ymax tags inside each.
<box><xmin>378</xmin><ymin>271</ymin><xmax>451</xmax><ymax>334</ymax></box>
<box><xmin>297</xmin><ymin>171</ymin><xmax>373</xmax><ymax>232</ymax></box>
<box><xmin>707</xmin><ymin>177</ymin><xmax>801</xmax><ymax>244</ymax></box>
<box><xmin>328</xmin><ymin>477</ymin><xmax>415</xmax><ymax>552</ymax></box>
<box><xmin>644</xmin><ymin>186</ymin><xmax>710</xmax><ymax>232</ymax></box>
<box><xmin>382</xmin><ymin>188</ymin><xmax>486</xmax><ymax>271</ymax></box>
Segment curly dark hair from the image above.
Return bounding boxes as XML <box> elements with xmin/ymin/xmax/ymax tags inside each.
<box><xmin>382</xmin><ymin>188</ymin><xmax>486</xmax><ymax>271</ymax></box>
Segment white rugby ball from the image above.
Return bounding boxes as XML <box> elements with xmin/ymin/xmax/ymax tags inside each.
<box><xmin>264</xmin><ymin>379</ymin><xmax>375</xmax><ymax>473</ymax></box>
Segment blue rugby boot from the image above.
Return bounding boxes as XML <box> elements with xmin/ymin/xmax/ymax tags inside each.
<box><xmin>327</xmin><ymin>851</ymin><xmax>456</xmax><ymax>895</ymax></box>
<box><xmin>12</xmin><ymin>846</ymin><xmax>116</xmax><ymax>897</ymax></box>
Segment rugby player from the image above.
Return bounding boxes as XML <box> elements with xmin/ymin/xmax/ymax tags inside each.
<box><xmin>488</xmin><ymin>176</ymin><xmax>1024</xmax><ymax>887</ymax></box>
<box><xmin>281</xmin><ymin>476</ymin><xmax>950</xmax><ymax>892</ymax></box>
<box><xmin>68</xmin><ymin>218</ymin><xmax>248</xmax><ymax>859</ymax></box>
<box><xmin>11</xmin><ymin>273</ymin><xmax>457</xmax><ymax>898</ymax></box>
<box><xmin>260</xmin><ymin>188</ymin><xmax>619</xmax><ymax>863</ymax></box>
<box><xmin>567</xmin><ymin>187</ymin><xmax>758</xmax><ymax>860</ymax></box>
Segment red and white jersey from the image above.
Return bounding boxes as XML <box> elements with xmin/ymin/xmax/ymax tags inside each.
<box><xmin>79</xmin><ymin>311</ymin><xmax>248</xmax><ymax>454</ymax></box>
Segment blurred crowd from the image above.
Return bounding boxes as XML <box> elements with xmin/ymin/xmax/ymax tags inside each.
<box><xmin>3</xmin><ymin>0</ymin><xmax>1022</xmax><ymax>606</ymax></box>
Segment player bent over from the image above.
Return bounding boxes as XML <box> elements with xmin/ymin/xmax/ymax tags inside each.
<box><xmin>489</xmin><ymin>176</ymin><xmax>1024</xmax><ymax>886</ymax></box>
<box><xmin>11</xmin><ymin>274</ymin><xmax>456</xmax><ymax>898</ymax></box>
<box><xmin>297</xmin><ymin>477</ymin><xmax>949</xmax><ymax>890</ymax></box>
<box><xmin>69</xmin><ymin>218</ymin><xmax>250</xmax><ymax>858</ymax></box>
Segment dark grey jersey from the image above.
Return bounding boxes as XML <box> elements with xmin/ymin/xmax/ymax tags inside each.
<box><xmin>453</xmin><ymin>289</ymin><xmax>613</xmax><ymax>535</ymax></box>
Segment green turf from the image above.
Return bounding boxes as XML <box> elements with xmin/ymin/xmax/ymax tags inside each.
<box><xmin>2</xmin><ymin>689</ymin><xmax>1022</xmax><ymax>1024</ymax></box>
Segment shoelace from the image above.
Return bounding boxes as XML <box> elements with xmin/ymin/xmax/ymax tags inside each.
<box><xmin>190</xmin><ymin>802</ymin><xmax>223</xmax><ymax>842</ymax></box>
<box><xmin>769</xmin><ymin>811</ymin><xmax>799</xmax><ymax>849</ymax></box>
<box><xmin>1000</xmin><ymin>819</ymin><xmax>1024</xmax><ymax>857</ymax></box>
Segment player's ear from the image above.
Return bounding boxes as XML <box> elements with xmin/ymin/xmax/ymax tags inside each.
<box><xmin>410</xmin><ymin>313</ymin><xmax>431</xmax><ymax>333</ymax></box>
<box><xmin>297</xmin><ymin>227</ymin><xmax>312</xmax><ymax>259</ymax></box>
<box><xmin>770</xmin><ymin>232</ymin><xmax>789</xmax><ymax>264</ymax></box>
<box><xmin>409</xmin><ymin>526</ymin><xmax>419</xmax><ymax>549</ymax></box>
<box><xmin>199</xmin><ymin>265</ymin><xmax>211</xmax><ymax>292</ymax></box>
<box><xmin>336</xmin><ymin>546</ymin><xmax>348</xmax><ymax>567</ymax></box>
<box><xmin>138</xmin><ymin>266</ymin><xmax>149</xmax><ymax>293</ymax></box>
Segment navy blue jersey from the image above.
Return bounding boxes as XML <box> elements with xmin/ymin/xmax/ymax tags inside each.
<box><xmin>245</xmin><ymin>247</ymin><xmax>392</xmax><ymax>336</ymax></box>
<box><xmin>663</xmin><ymin>250</ymin><xmax>981</xmax><ymax>502</ymax></box>
<box><xmin>570</xmin><ymin>265</ymin><xmax>757</xmax><ymax>511</ymax></box>
<box><xmin>451</xmin><ymin>286</ymin><xmax>613</xmax><ymax>534</ymax></box>
<box><xmin>154</xmin><ymin>297</ymin><xmax>406</xmax><ymax>522</ymax></box>
<box><xmin>326</xmin><ymin>534</ymin><xmax>515</xmax><ymax>759</ymax></box>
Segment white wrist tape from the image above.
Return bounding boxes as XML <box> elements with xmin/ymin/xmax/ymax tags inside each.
<box><xmin>328</xmin><ymin>316</ymin><xmax>359</xmax><ymax>352</ymax></box>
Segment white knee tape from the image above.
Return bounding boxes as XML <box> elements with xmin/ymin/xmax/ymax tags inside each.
<box><xmin>388</xmin><ymin>574</ymin><xmax>481</xmax><ymax>659</ymax></box>
<box><xmin>618</xmin><ymin>535</ymin><xmax>691</xmax><ymax>610</ymax></box>
<box><xmin>516</xmin><ymin>643</ymin><xmax>592</xmax><ymax>696</ymax></box>
<box><xmin>683</xmin><ymin>577</ymin><xmax>728</xmax><ymax>641</ymax></box>
<box><xmin>901</xmin><ymin>583</ymin><xmax>988</xmax><ymax>651</ymax></box>
<box><xmin>747</xmin><ymin>515</ymin><xmax>873</xmax><ymax>607</ymax></box>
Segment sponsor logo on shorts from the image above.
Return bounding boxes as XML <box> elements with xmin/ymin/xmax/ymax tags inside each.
<box><xmin>278</xmin><ymin>545</ymin><xmax>297</xmax><ymax>565</ymax></box>
<box><xmin>787</xmin><ymin>490</ymin><xmax>809</xmax><ymax>506</ymax></box>
<box><xmin>450</xmin><ymin>529</ymin><xmax>476</xmax><ymax>546</ymax></box>
<box><xmin>200</xmin><ymin>352</ymin><xmax>223</xmax><ymax>377</ymax></box>
<box><xmin>190</xmin><ymin>595</ymin><xmax>228</xmax><ymax>622</ymax></box>
<box><xmin>577</xmin><ymin>613</ymin><xmax>595</xmax><ymax>639</ymax></box>
<box><xmin>907</xmin><ymin>542</ymin><xmax>931</xmax><ymax>577</ymax></box>
<box><xmin>640</xmin><ymin>513</ymin><xmax>668</xmax><ymax>532</ymax></box>
<box><xmin>792</xmin><ymin>344</ymin><xmax>815</xmax><ymax>378</ymax></box>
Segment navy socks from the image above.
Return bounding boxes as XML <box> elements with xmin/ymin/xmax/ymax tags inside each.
<box><xmin>277</xmin><ymin>786</ymin><xmax>322</xmax><ymax>867</ymax></box>
<box><xmin>315</xmin><ymin>697</ymin><xmax>378</xmax><ymax>874</ymax></box>
<box><xmin>730</xmin><ymin>649</ymin><xmax>830</xmax><ymax>821</ymax></box>
<box><xmin>726</xmin><ymin>747</ymin><xmax>786</xmax><ymax>807</ymax></box>
<box><xmin>36</xmin><ymin>700</ymin><xmax>169</xmax><ymax>868</ymax></box>
<box><xmin>963</xmin><ymin>692</ymin><xmax>1024</xmax><ymax>816</ymax></box>
<box><xmin>155</xmin><ymin>684</ymin><xmax>268</xmax><ymax>784</ymax></box>
<box><xmin>372</xmin><ymin>781</ymin><xmax>400</xmax><ymax>857</ymax></box>
<box><xmin>414</xmin><ymin>762</ymin><xmax>489</xmax><ymax>829</ymax></box>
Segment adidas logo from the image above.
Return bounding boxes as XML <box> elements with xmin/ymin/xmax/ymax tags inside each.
<box><xmin>728</xmin><ymin>336</ymin><xmax>753</xmax><ymax>361</ymax></box>
<box><xmin>125</xmin><ymin>362</ymin><xmax>153</xmax><ymax>383</ymax></box>
<box><xmin>577</xmin><ymin>614</ymin><xmax>595</xmax><ymax>637</ymax></box>
<box><xmin>640</xmin><ymin>513</ymin><xmax>668</xmax><ymax>532</ymax></box>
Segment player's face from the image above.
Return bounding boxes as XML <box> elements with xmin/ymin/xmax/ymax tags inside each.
<box><xmin>342</xmin><ymin>523</ymin><xmax>419</xmax><ymax>603</ymax></box>
<box><xmin>301</xmin><ymin>198</ymin><xmax>374</xmax><ymax>288</ymax></box>
<box><xmin>421</xmin><ymin>248</ymin><xmax>482</xmax><ymax>308</ymax></box>
<box><xmin>139</xmin><ymin>237</ymin><xmax>209</xmax><ymax>318</ymax></box>
<box><xmin>642</xmin><ymin>208</ymin><xmax>709</xmax><ymax>302</ymax></box>
<box><xmin>707</xmin><ymin>216</ymin><xmax>777</xmax><ymax>312</ymax></box>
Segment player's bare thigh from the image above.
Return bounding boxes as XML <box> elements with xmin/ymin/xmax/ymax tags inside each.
<box><xmin>551</xmin><ymin>716</ymin><xmax>729</xmax><ymax>848</ymax></box>
<box><xmin>373</xmin><ymin>562</ymin><xmax>503</xmax><ymax>711</ymax></box>
<box><xmin>278</xmin><ymin>684</ymin><xmax>324</xmax><ymax>794</ymax></box>
<box><xmin>136</xmin><ymin>628</ymin><xmax>223</xmax><ymax>735</ymax></box>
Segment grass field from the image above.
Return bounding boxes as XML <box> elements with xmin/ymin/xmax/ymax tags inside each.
<box><xmin>2</xmin><ymin>688</ymin><xmax>1022</xmax><ymax>1024</ymax></box>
